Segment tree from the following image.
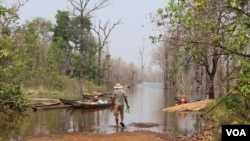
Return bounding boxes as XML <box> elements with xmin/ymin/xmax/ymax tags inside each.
<box><xmin>151</xmin><ymin>35</ymin><xmax>179</xmax><ymax>90</ymax></box>
<box><xmin>108</xmin><ymin>57</ymin><xmax>139</xmax><ymax>90</ymax></box>
<box><xmin>138</xmin><ymin>44</ymin><xmax>146</xmax><ymax>82</ymax></box>
<box><xmin>50</xmin><ymin>10</ymin><xmax>74</xmax><ymax>74</ymax></box>
<box><xmin>0</xmin><ymin>2</ymin><xmax>29</xmax><ymax>114</ymax></box>
<box><xmin>69</xmin><ymin>0</ymin><xmax>108</xmax><ymax>93</ymax></box>
<box><xmin>152</xmin><ymin>0</ymin><xmax>250</xmax><ymax>100</ymax></box>
<box><xmin>11</xmin><ymin>17</ymin><xmax>55</xmax><ymax>91</ymax></box>
<box><xmin>93</xmin><ymin>19</ymin><xmax>121</xmax><ymax>85</ymax></box>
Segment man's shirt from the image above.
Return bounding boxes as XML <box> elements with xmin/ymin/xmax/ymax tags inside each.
<box><xmin>112</xmin><ymin>89</ymin><xmax>127</xmax><ymax>105</ymax></box>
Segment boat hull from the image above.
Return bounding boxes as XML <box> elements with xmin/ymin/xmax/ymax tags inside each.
<box><xmin>72</xmin><ymin>101</ymin><xmax>112</xmax><ymax>109</ymax></box>
<box><xmin>59</xmin><ymin>98</ymin><xmax>81</xmax><ymax>105</ymax></box>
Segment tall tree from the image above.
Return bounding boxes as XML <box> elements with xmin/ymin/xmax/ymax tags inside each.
<box><xmin>14</xmin><ymin>17</ymin><xmax>53</xmax><ymax>88</ymax></box>
<box><xmin>0</xmin><ymin>2</ymin><xmax>29</xmax><ymax>113</ymax></box>
<box><xmin>138</xmin><ymin>44</ymin><xmax>146</xmax><ymax>82</ymax></box>
<box><xmin>93</xmin><ymin>19</ymin><xmax>121</xmax><ymax>85</ymax></box>
<box><xmin>53</xmin><ymin>10</ymin><xmax>96</xmax><ymax>77</ymax></box>
<box><xmin>68</xmin><ymin>0</ymin><xmax>110</xmax><ymax>94</ymax></box>
<box><xmin>152</xmin><ymin>0</ymin><xmax>250</xmax><ymax>100</ymax></box>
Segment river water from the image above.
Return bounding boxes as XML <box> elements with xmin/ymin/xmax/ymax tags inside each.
<box><xmin>0</xmin><ymin>82</ymin><xmax>206</xmax><ymax>141</ymax></box>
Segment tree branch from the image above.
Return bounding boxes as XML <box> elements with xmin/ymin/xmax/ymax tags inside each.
<box><xmin>93</xmin><ymin>19</ymin><xmax>121</xmax><ymax>49</ymax></box>
<box><xmin>68</xmin><ymin>0</ymin><xmax>110</xmax><ymax>17</ymax></box>
<box><xmin>166</xmin><ymin>37</ymin><xmax>250</xmax><ymax>59</ymax></box>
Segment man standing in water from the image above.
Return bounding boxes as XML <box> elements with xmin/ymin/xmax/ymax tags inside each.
<box><xmin>111</xmin><ymin>83</ymin><xmax>130</xmax><ymax>127</ymax></box>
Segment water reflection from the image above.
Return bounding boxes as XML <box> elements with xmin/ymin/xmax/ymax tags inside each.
<box><xmin>0</xmin><ymin>82</ymin><xmax>206</xmax><ymax>141</ymax></box>
<box><xmin>162</xmin><ymin>88</ymin><xmax>205</xmax><ymax>136</ymax></box>
<box><xmin>176</xmin><ymin>112</ymin><xmax>202</xmax><ymax>136</ymax></box>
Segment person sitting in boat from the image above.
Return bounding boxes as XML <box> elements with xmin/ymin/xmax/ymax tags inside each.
<box><xmin>93</xmin><ymin>95</ymin><xmax>99</xmax><ymax>102</ymax></box>
<box><xmin>175</xmin><ymin>95</ymin><xmax>187</xmax><ymax>105</ymax></box>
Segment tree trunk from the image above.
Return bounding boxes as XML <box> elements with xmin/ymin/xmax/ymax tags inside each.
<box><xmin>208</xmin><ymin>75</ymin><xmax>215</xmax><ymax>99</ymax></box>
<box><xmin>97</xmin><ymin>48</ymin><xmax>102</xmax><ymax>85</ymax></box>
<box><xmin>205</xmin><ymin>52</ymin><xmax>219</xmax><ymax>99</ymax></box>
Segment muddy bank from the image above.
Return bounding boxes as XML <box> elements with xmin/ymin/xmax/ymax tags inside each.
<box><xmin>21</xmin><ymin>126</ymin><xmax>216</xmax><ymax>141</ymax></box>
<box><xmin>21</xmin><ymin>130</ymin><xmax>188</xmax><ymax>141</ymax></box>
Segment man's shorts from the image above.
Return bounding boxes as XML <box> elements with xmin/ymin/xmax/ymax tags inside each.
<box><xmin>113</xmin><ymin>105</ymin><xmax>124</xmax><ymax>118</ymax></box>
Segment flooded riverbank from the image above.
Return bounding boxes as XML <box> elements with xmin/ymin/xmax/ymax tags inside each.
<box><xmin>0</xmin><ymin>82</ymin><xmax>206</xmax><ymax>141</ymax></box>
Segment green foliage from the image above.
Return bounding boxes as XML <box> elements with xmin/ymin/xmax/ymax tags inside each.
<box><xmin>0</xmin><ymin>83</ymin><xmax>29</xmax><ymax>112</ymax></box>
<box><xmin>52</xmin><ymin>10</ymin><xmax>99</xmax><ymax>81</ymax></box>
<box><xmin>230</xmin><ymin>0</ymin><xmax>239</xmax><ymax>8</ymax></box>
<box><xmin>0</xmin><ymin>5</ymin><xmax>19</xmax><ymax>35</ymax></box>
<box><xmin>0</xmin><ymin>5</ymin><xmax>29</xmax><ymax>114</ymax></box>
<box><xmin>151</xmin><ymin>0</ymin><xmax>250</xmax><ymax>100</ymax></box>
<box><xmin>0</xmin><ymin>5</ymin><xmax>113</xmax><ymax>116</ymax></box>
<box><xmin>149</xmin><ymin>36</ymin><xmax>157</xmax><ymax>43</ymax></box>
<box><xmin>208</xmin><ymin>98</ymin><xmax>250</xmax><ymax>123</ymax></box>
<box><xmin>223</xmin><ymin>95</ymin><xmax>245</xmax><ymax>114</ymax></box>
<box><xmin>230</xmin><ymin>57</ymin><xmax>250</xmax><ymax>95</ymax></box>
<box><xmin>0</xmin><ymin>5</ymin><xmax>18</xmax><ymax>18</ymax></box>
<box><xmin>205</xmin><ymin>98</ymin><xmax>250</xmax><ymax>140</ymax></box>
<box><xmin>194</xmin><ymin>0</ymin><xmax>206</xmax><ymax>10</ymax></box>
<box><xmin>83</xmin><ymin>80</ymin><xmax>106</xmax><ymax>93</ymax></box>
<box><xmin>54</xmin><ymin>10</ymin><xmax>71</xmax><ymax>42</ymax></box>
<box><xmin>47</xmin><ymin>37</ymin><xmax>68</xmax><ymax>73</ymax></box>
<box><xmin>0</xmin><ymin>36</ymin><xmax>29</xmax><ymax>113</ymax></box>
<box><xmin>0</xmin><ymin>49</ymin><xmax>9</xmax><ymax>58</ymax></box>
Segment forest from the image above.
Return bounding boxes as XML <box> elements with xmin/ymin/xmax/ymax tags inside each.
<box><xmin>150</xmin><ymin>0</ymin><xmax>250</xmax><ymax>99</ymax></box>
<box><xmin>1</xmin><ymin>0</ymin><xmax>250</xmax><ymax>128</ymax></box>
<box><xmin>150</xmin><ymin>0</ymin><xmax>250</xmax><ymax>125</ymax></box>
<box><xmin>0</xmin><ymin>0</ymin><xmax>162</xmax><ymax>114</ymax></box>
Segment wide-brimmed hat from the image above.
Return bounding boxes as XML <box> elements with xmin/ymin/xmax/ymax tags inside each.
<box><xmin>114</xmin><ymin>83</ymin><xmax>123</xmax><ymax>89</ymax></box>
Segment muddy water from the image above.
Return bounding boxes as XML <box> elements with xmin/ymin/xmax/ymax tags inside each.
<box><xmin>0</xmin><ymin>82</ymin><xmax>206</xmax><ymax>141</ymax></box>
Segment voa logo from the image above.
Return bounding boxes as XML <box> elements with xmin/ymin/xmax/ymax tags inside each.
<box><xmin>226</xmin><ymin>129</ymin><xmax>246</xmax><ymax>136</ymax></box>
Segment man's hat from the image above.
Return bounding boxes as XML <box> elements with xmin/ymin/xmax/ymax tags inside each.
<box><xmin>114</xmin><ymin>83</ymin><xmax>123</xmax><ymax>89</ymax></box>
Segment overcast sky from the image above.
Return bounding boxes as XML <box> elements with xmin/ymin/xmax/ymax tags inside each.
<box><xmin>8</xmin><ymin>0</ymin><xmax>167</xmax><ymax>66</ymax></box>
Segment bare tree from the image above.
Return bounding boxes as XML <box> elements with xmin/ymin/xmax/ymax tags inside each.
<box><xmin>108</xmin><ymin>57</ymin><xmax>139</xmax><ymax>92</ymax></box>
<box><xmin>68</xmin><ymin>0</ymin><xmax>110</xmax><ymax>94</ymax></box>
<box><xmin>68</xmin><ymin>0</ymin><xmax>110</xmax><ymax>18</ymax></box>
<box><xmin>93</xmin><ymin>19</ymin><xmax>121</xmax><ymax>85</ymax></box>
<box><xmin>138</xmin><ymin>43</ymin><xmax>146</xmax><ymax>83</ymax></box>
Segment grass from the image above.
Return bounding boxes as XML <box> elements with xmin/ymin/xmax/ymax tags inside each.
<box><xmin>202</xmin><ymin>99</ymin><xmax>250</xmax><ymax>140</ymax></box>
<box><xmin>23</xmin><ymin>79</ymin><xmax>107</xmax><ymax>100</ymax></box>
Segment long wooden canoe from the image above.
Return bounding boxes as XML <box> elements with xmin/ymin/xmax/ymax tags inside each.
<box><xmin>32</xmin><ymin>105</ymin><xmax>72</xmax><ymax>111</ymax></box>
<box><xmin>72</xmin><ymin>100</ymin><xmax>112</xmax><ymax>109</ymax></box>
<box><xmin>29</xmin><ymin>98</ymin><xmax>61</xmax><ymax>107</ymax></box>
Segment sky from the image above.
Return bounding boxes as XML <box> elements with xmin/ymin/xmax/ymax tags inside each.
<box><xmin>7</xmin><ymin>0</ymin><xmax>167</xmax><ymax>66</ymax></box>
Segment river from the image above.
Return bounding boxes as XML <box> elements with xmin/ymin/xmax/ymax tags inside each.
<box><xmin>0</xmin><ymin>82</ymin><xmax>206</xmax><ymax>141</ymax></box>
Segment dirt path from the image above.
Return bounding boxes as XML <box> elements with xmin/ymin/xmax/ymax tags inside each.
<box><xmin>21</xmin><ymin>127</ymin><xmax>216</xmax><ymax>141</ymax></box>
<box><xmin>21</xmin><ymin>131</ymin><xmax>188</xmax><ymax>141</ymax></box>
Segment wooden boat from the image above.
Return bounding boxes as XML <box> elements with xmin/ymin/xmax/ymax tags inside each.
<box><xmin>29</xmin><ymin>98</ymin><xmax>61</xmax><ymax>107</ymax></box>
<box><xmin>187</xmin><ymin>95</ymin><xmax>206</xmax><ymax>102</ymax></box>
<box><xmin>32</xmin><ymin>105</ymin><xmax>72</xmax><ymax>111</ymax></box>
<box><xmin>59</xmin><ymin>98</ymin><xmax>81</xmax><ymax>105</ymax></box>
<box><xmin>71</xmin><ymin>100</ymin><xmax>112</xmax><ymax>109</ymax></box>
